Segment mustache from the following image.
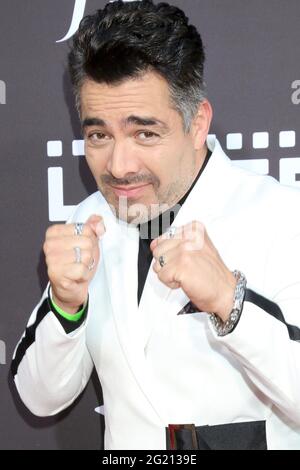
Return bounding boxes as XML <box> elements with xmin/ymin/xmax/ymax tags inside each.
<box><xmin>101</xmin><ymin>174</ymin><xmax>159</xmax><ymax>187</ymax></box>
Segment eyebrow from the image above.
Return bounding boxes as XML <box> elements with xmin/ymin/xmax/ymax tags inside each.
<box><xmin>82</xmin><ymin>117</ymin><xmax>106</xmax><ymax>130</ymax></box>
<box><xmin>82</xmin><ymin>115</ymin><xmax>169</xmax><ymax>131</ymax></box>
<box><xmin>125</xmin><ymin>115</ymin><xmax>169</xmax><ymax>129</ymax></box>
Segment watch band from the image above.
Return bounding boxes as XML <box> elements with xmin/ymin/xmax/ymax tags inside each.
<box><xmin>209</xmin><ymin>270</ymin><xmax>247</xmax><ymax>336</ymax></box>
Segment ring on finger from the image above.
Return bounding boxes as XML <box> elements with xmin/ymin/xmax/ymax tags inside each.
<box><xmin>159</xmin><ymin>255</ymin><xmax>166</xmax><ymax>268</ymax></box>
<box><xmin>74</xmin><ymin>246</ymin><xmax>81</xmax><ymax>264</ymax></box>
<box><xmin>74</xmin><ymin>222</ymin><xmax>84</xmax><ymax>236</ymax></box>
<box><xmin>88</xmin><ymin>257</ymin><xmax>95</xmax><ymax>271</ymax></box>
<box><xmin>166</xmin><ymin>226</ymin><xmax>176</xmax><ymax>239</ymax></box>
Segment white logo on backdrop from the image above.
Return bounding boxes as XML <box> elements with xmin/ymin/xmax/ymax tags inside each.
<box><xmin>47</xmin><ymin>140</ymin><xmax>83</xmax><ymax>221</ymax></box>
<box><xmin>0</xmin><ymin>80</ymin><xmax>6</xmax><ymax>104</ymax></box>
<box><xmin>0</xmin><ymin>340</ymin><xmax>6</xmax><ymax>365</ymax></box>
<box><xmin>56</xmin><ymin>0</ymin><xmax>87</xmax><ymax>43</ymax></box>
<box><xmin>56</xmin><ymin>0</ymin><xmax>141</xmax><ymax>43</ymax></box>
<box><xmin>291</xmin><ymin>80</ymin><xmax>300</xmax><ymax>105</ymax></box>
<box><xmin>47</xmin><ymin>133</ymin><xmax>299</xmax><ymax>222</ymax></box>
<box><xmin>224</xmin><ymin>131</ymin><xmax>300</xmax><ymax>188</ymax></box>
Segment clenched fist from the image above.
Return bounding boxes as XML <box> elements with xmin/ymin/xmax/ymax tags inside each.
<box><xmin>43</xmin><ymin>214</ymin><xmax>105</xmax><ymax>314</ymax></box>
<box><xmin>150</xmin><ymin>221</ymin><xmax>236</xmax><ymax>322</ymax></box>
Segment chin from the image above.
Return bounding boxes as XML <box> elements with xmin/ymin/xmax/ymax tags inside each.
<box><xmin>122</xmin><ymin>208</ymin><xmax>150</xmax><ymax>225</ymax></box>
<box><xmin>102</xmin><ymin>188</ymin><xmax>162</xmax><ymax>225</ymax></box>
<box><xmin>114</xmin><ymin>204</ymin><xmax>153</xmax><ymax>225</ymax></box>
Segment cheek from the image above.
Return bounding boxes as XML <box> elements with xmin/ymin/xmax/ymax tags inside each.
<box><xmin>154</xmin><ymin>150</ymin><xmax>181</xmax><ymax>186</ymax></box>
<box><xmin>85</xmin><ymin>149</ymin><xmax>108</xmax><ymax>178</ymax></box>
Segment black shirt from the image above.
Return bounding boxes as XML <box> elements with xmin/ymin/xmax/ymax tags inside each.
<box><xmin>137</xmin><ymin>147</ymin><xmax>212</xmax><ymax>305</ymax></box>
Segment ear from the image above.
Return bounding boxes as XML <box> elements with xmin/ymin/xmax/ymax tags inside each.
<box><xmin>190</xmin><ymin>100</ymin><xmax>213</xmax><ymax>150</ymax></box>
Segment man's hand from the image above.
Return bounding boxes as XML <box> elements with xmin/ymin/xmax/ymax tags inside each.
<box><xmin>43</xmin><ymin>214</ymin><xmax>105</xmax><ymax>314</ymax></box>
<box><xmin>150</xmin><ymin>221</ymin><xmax>236</xmax><ymax>322</ymax></box>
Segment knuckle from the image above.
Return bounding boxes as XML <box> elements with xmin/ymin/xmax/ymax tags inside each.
<box><xmin>46</xmin><ymin>252</ymin><xmax>60</xmax><ymax>266</ymax></box>
<box><xmin>43</xmin><ymin>239</ymin><xmax>59</xmax><ymax>256</ymax></box>
<box><xmin>47</xmin><ymin>266</ymin><xmax>56</xmax><ymax>281</ymax></box>
<box><xmin>45</xmin><ymin>226</ymin><xmax>54</xmax><ymax>238</ymax></box>
<box><xmin>43</xmin><ymin>241</ymin><xmax>49</xmax><ymax>255</ymax></box>
<box><xmin>46</xmin><ymin>225</ymin><xmax>59</xmax><ymax>238</ymax></box>
<box><xmin>44</xmin><ymin>253</ymin><xmax>51</xmax><ymax>266</ymax></box>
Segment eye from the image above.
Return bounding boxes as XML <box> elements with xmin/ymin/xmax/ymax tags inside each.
<box><xmin>87</xmin><ymin>132</ymin><xmax>110</xmax><ymax>144</ymax></box>
<box><xmin>136</xmin><ymin>131</ymin><xmax>159</xmax><ymax>141</ymax></box>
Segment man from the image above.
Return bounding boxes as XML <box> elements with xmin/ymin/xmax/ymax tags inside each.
<box><xmin>12</xmin><ymin>0</ymin><xmax>300</xmax><ymax>450</ymax></box>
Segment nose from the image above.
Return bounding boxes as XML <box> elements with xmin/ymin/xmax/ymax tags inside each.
<box><xmin>106</xmin><ymin>140</ymin><xmax>141</xmax><ymax>180</ymax></box>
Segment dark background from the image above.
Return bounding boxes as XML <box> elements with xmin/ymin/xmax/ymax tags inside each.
<box><xmin>0</xmin><ymin>0</ymin><xmax>299</xmax><ymax>449</ymax></box>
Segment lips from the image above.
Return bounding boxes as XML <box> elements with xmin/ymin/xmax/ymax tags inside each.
<box><xmin>110</xmin><ymin>183</ymin><xmax>151</xmax><ymax>198</ymax></box>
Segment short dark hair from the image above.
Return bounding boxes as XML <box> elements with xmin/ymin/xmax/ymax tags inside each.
<box><xmin>68</xmin><ymin>0</ymin><xmax>207</xmax><ymax>131</ymax></box>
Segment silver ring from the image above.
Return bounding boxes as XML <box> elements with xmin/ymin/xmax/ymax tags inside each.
<box><xmin>167</xmin><ymin>226</ymin><xmax>176</xmax><ymax>239</ymax></box>
<box><xmin>74</xmin><ymin>222</ymin><xmax>84</xmax><ymax>236</ymax></box>
<box><xmin>159</xmin><ymin>255</ymin><xmax>166</xmax><ymax>268</ymax></box>
<box><xmin>74</xmin><ymin>246</ymin><xmax>81</xmax><ymax>264</ymax></box>
<box><xmin>88</xmin><ymin>257</ymin><xmax>95</xmax><ymax>271</ymax></box>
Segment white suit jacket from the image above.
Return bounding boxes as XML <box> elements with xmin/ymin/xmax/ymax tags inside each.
<box><xmin>12</xmin><ymin>136</ymin><xmax>300</xmax><ymax>449</ymax></box>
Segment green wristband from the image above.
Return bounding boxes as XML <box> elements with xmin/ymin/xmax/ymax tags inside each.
<box><xmin>51</xmin><ymin>298</ymin><xmax>86</xmax><ymax>322</ymax></box>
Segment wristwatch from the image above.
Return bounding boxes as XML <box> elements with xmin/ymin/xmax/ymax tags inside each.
<box><xmin>209</xmin><ymin>270</ymin><xmax>247</xmax><ymax>336</ymax></box>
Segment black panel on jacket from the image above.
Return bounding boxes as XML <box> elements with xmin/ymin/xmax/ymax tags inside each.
<box><xmin>11</xmin><ymin>297</ymin><xmax>50</xmax><ymax>378</ymax></box>
<box><xmin>245</xmin><ymin>288</ymin><xmax>300</xmax><ymax>341</ymax></box>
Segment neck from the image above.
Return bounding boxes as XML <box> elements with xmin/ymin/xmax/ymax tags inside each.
<box><xmin>171</xmin><ymin>143</ymin><xmax>209</xmax><ymax>208</ymax></box>
<box><xmin>193</xmin><ymin>144</ymin><xmax>209</xmax><ymax>183</ymax></box>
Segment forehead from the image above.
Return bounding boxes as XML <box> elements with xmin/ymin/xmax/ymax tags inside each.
<box><xmin>80</xmin><ymin>72</ymin><xmax>176</xmax><ymax>121</ymax></box>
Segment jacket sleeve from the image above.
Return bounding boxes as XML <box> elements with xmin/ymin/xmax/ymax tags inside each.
<box><xmin>11</xmin><ymin>283</ymin><xmax>93</xmax><ymax>417</ymax></box>
<box><xmin>209</xmin><ymin>214</ymin><xmax>300</xmax><ymax>424</ymax></box>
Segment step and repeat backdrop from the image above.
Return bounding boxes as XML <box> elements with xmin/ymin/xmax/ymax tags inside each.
<box><xmin>0</xmin><ymin>0</ymin><xmax>299</xmax><ymax>449</ymax></box>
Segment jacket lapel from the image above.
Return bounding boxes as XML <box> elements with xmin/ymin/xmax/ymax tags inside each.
<box><xmin>139</xmin><ymin>137</ymin><xmax>239</xmax><ymax>347</ymax></box>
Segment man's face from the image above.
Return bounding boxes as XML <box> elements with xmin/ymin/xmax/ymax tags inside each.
<box><xmin>80</xmin><ymin>71</ymin><xmax>209</xmax><ymax>224</ymax></box>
